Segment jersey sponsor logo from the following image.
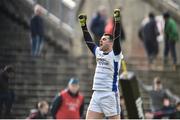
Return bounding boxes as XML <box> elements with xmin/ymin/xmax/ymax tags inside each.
<box><xmin>96</xmin><ymin>58</ymin><xmax>109</xmax><ymax>66</ymax></box>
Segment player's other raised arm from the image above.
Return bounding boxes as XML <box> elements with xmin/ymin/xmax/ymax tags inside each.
<box><xmin>78</xmin><ymin>14</ymin><xmax>97</xmax><ymax>55</ymax></box>
<box><xmin>113</xmin><ymin>9</ymin><xmax>122</xmax><ymax>55</ymax></box>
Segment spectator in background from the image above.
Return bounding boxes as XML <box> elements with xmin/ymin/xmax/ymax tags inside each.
<box><xmin>141</xmin><ymin>12</ymin><xmax>159</xmax><ymax>64</ymax></box>
<box><xmin>27</xmin><ymin>100</ymin><xmax>49</xmax><ymax>119</ymax></box>
<box><xmin>163</xmin><ymin>12</ymin><xmax>179</xmax><ymax>71</ymax></box>
<box><xmin>51</xmin><ymin>78</ymin><xmax>84</xmax><ymax>119</ymax></box>
<box><xmin>145</xmin><ymin>97</ymin><xmax>176</xmax><ymax>119</ymax></box>
<box><xmin>90</xmin><ymin>6</ymin><xmax>107</xmax><ymax>46</ymax></box>
<box><xmin>138</xmin><ymin>76</ymin><xmax>180</xmax><ymax>112</ymax></box>
<box><xmin>0</xmin><ymin>65</ymin><xmax>15</xmax><ymax>118</ymax></box>
<box><xmin>104</xmin><ymin>7</ymin><xmax>125</xmax><ymax>42</ymax></box>
<box><xmin>30</xmin><ymin>5</ymin><xmax>44</xmax><ymax>57</ymax></box>
<box><xmin>153</xmin><ymin>97</ymin><xmax>175</xmax><ymax>119</ymax></box>
<box><xmin>174</xmin><ymin>102</ymin><xmax>180</xmax><ymax>118</ymax></box>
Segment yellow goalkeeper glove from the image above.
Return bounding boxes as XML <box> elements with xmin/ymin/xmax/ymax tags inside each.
<box><xmin>114</xmin><ymin>9</ymin><xmax>121</xmax><ymax>22</ymax></box>
<box><xmin>78</xmin><ymin>14</ymin><xmax>87</xmax><ymax>27</ymax></box>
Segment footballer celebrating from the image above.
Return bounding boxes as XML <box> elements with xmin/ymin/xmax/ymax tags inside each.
<box><xmin>79</xmin><ymin>9</ymin><xmax>123</xmax><ymax>119</ymax></box>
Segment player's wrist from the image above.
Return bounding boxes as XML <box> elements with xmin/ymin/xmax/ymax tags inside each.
<box><xmin>114</xmin><ymin>9</ymin><xmax>121</xmax><ymax>22</ymax></box>
<box><xmin>78</xmin><ymin>14</ymin><xmax>87</xmax><ymax>27</ymax></box>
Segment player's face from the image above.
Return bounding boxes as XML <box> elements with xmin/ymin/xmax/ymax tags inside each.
<box><xmin>69</xmin><ymin>84</ymin><xmax>79</xmax><ymax>94</ymax></box>
<box><xmin>99</xmin><ymin>35</ymin><xmax>112</xmax><ymax>52</ymax></box>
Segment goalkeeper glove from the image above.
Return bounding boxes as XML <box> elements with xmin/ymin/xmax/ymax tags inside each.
<box><xmin>78</xmin><ymin>14</ymin><xmax>87</xmax><ymax>27</ymax></box>
<box><xmin>114</xmin><ymin>9</ymin><xmax>121</xmax><ymax>22</ymax></box>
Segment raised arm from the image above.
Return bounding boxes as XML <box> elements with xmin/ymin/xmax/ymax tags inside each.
<box><xmin>78</xmin><ymin>14</ymin><xmax>97</xmax><ymax>55</ymax></box>
<box><xmin>113</xmin><ymin>9</ymin><xmax>122</xmax><ymax>55</ymax></box>
<box><xmin>138</xmin><ymin>79</ymin><xmax>153</xmax><ymax>93</ymax></box>
<box><xmin>165</xmin><ymin>89</ymin><xmax>180</xmax><ymax>103</ymax></box>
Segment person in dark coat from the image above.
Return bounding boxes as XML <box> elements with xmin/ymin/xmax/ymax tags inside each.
<box><xmin>90</xmin><ymin>6</ymin><xmax>107</xmax><ymax>46</ymax></box>
<box><xmin>153</xmin><ymin>97</ymin><xmax>175</xmax><ymax>119</ymax></box>
<box><xmin>0</xmin><ymin>65</ymin><xmax>15</xmax><ymax>118</ymax></box>
<box><xmin>30</xmin><ymin>5</ymin><xmax>44</xmax><ymax>57</ymax></box>
<box><xmin>166</xmin><ymin>102</ymin><xmax>180</xmax><ymax>119</ymax></box>
<box><xmin>138</xmin><ymin>77</ymin><xmax>180</xmax><ymax>112</ymax></box>
<box><xmin>142</xmin><ymin>12</ymin><xmax>159</xmax><ymax>64</ymax></box>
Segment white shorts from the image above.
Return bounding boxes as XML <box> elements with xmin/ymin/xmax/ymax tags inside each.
<box><xmin>88</xmin><ymin>91</ymin><xmax>121</xmax><ymax>117</ymax></box>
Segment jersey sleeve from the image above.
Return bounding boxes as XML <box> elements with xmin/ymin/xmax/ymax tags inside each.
<box><xmin>113</xmin><ymin>20</ymin><xmax>121</xmax><ymax>56</ymax></box>
<box><xmin>114</xmin><ymin>52</ymin><xmax>123</xmax><ymax>62</ymax></box>
<box><xmin>81</xmin><ymin>25</ymin><xmax>97</xmax><ymax>56</ymax></box>
<box><xmin>94</xmin><ymin>47</ymin><xmax>99</xmax><ymax>56</ymax></box>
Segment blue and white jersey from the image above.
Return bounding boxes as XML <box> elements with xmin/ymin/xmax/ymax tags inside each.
<box><xmin>93</xmin><ymin>47</ymin><xmax>123</xmax><ymax>92</ymax></box>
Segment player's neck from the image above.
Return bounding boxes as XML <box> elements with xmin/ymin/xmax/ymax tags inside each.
<box><xmin>103</xmin><ymin>48</ymin><xmax>112</xmax><ymax>53</ymax></box>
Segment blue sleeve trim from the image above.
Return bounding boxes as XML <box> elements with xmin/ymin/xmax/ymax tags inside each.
<box><xmin>112</xmin><ymin>61</ymin><xmax>119</xmax><ymax>92</ymax></box>
<box><xmin>113</xmin><ymin>51</ymin><xmax>120</xmax><ymax>56</ymax></box>
<box><xmin>93</xmin><ymin>46</ymin><xmax>97</xmax><ymax>56</ymax></box>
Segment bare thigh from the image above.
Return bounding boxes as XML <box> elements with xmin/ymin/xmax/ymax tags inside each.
<box><xmin>108</xmin><ymin>115</ymin><xmax>120</xmax><ymax>119</ymax></box>
<box><xmin>86</xmin><ymin>110</ymin><xmax>104</xmax><ymax>119</ymax></box>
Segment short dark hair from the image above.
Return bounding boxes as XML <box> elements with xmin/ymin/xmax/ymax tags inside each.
<box><xmin>156</xmin><ymin>80</ymin><xmax>161</xmax><ymax>84</ymax></box>
<box><xmin>4</xmin><ymin>65</ymin><xmax>14</xmax><ymax>73</ymax></box>
<box><xmin>149</xmin><ymin>12</ymin><xmax>155</xmax><ymax>19</ymax></box>
<box><xmin>103</xmin><ymin>33</ymin><xmax>113</xmax><ymax>41</ymax></box>
<box><xmin>163</xmin><ymin>11</ymin><xmax>170</xmax><ymax>19</ymax></box>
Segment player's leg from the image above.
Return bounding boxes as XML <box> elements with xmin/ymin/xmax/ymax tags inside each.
<box><xmin>108</xmin><ymin>114</ymin><xmax>120</xmax><ymax>119</ymax></box>
<box><xmin>101</xmin><ymin>91</ymin><xmax>121</xmax><ymax>119</ymax></box>
<box><xmin>86</xmin><ymin>110</ymin><xmax>104</xmax><ymax>119</ymax></box>
<box><xmin>86</xmin><ymin>91</ymin><xmax>104</xmax><ymax>119</ymax></box>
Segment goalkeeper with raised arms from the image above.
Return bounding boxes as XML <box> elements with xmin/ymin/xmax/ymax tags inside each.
<box><xmin>79</xmin><ymin>9</ymin><xmax>123</xmax><ymax>119</ymax></box>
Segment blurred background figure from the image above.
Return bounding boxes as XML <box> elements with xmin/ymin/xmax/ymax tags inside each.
<box><xmin>90</xmin><ymin>6</ymin><xmax>107</xmax><ymax>46</ymax></box>
<box><xmin>104</xmin><ymin>7</ymin><xmax>126</xmax><ymax>42</ymax></box>
<box><xmin>174</xmin><ymin>102</ymin><xmax>180</xmax><ymax>118</ymax></box>
<box><xmin>27</xmin><ymin>100</ymin><xmax>49</xmax><ymax>119</ymax></box>
<box><xmin>145</xmin><ymin>97</ymin><xmax>175</xmax><ymax>119</ymax></box>
<box><xmin>51</xmin><ymin>78</ymin><xmax>84</xmax><ymax>119</ymax></box>
<box><xmin>154</xmin><ymin>97</ymin><xmax>175</xmax><ymax>119</ymax></box>
<box><xmin>0</xmin><ymin>65</ymin><xmax>15</xmax><ymax>119</ymax></box>
<box><xmin>30</xmin><ymin>5</ymin><xmax>44</xmax><ymax>57</ymax></box>
<box><xmin>140</xmin><ymin>12</ymin><xmax>159</xmax><ymax>64</ymax></box>
<box><xmin>163</xmin><ymin>12</ymin><xmax>179</xmax><ymax>71</ymax></box>
<box><xmin>138</xmin><ymin>76</ymin><xmax>180</xmax><ymax>112</ymax></box>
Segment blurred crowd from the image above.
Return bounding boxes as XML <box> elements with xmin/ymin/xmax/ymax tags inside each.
<box><xmin>138</xmin><ymin>77</ymin><xmax>180</xmax><ymax>119</ymax></box>
<box><xmin>1</xmin><ymin>64</ymin><xmax>179</xmax><ymax>119</ymax></box>
<box><xmin>138</xmin><ymin>11</ymin><xmax>179</xmax><ymax>71</ymax></box>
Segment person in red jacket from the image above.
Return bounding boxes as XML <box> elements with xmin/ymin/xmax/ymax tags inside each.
<box><xmin>51</xmin><ymin>78</ymin><xmax>84</xmax><ymax>119</ymax></box>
